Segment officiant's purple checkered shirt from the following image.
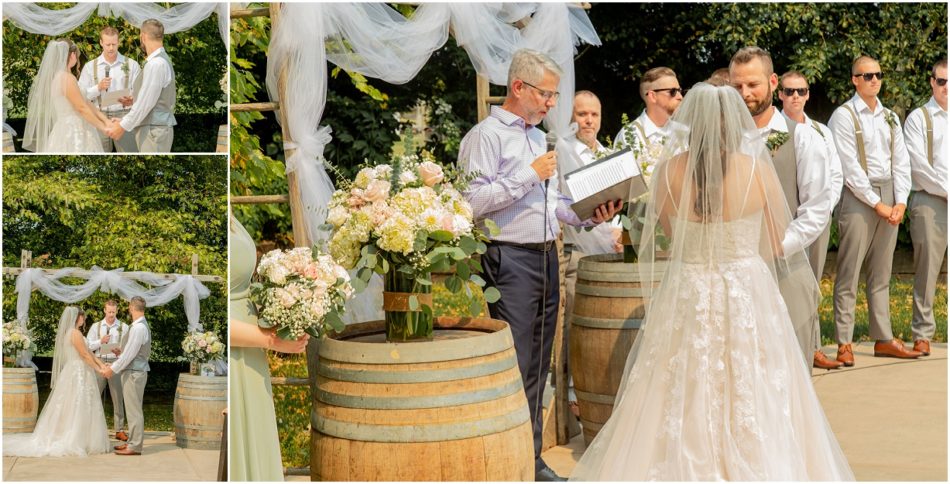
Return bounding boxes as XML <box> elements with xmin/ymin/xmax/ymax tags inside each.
<box><xmin>459</xmin><ymin>106</ymin><xmax>592</xmax><ymax>244</ymax></box>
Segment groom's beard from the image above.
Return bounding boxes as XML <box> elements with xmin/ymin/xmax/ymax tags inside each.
<box><xmin>746</xmin><ymin>93</ymin><xmax>773</xmax><ymax>117</ymax></box>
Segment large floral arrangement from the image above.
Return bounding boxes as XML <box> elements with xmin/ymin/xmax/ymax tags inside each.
<box><xmin>325</xmin><ymin>151</ymin><xmax>498</xmax><ymax>340</ymax></box>
<box><xmin>251</xmin><ymin>247</ymin><xmax>354</xmax><ymax>340</ymax></box>
<box><xmin>181</xmin><ymin>331</ymin><xmax>226</xmax><ymax>364</ymax></box>
<box><xmin>2</xmin><ymin>322</ymin><xmax>35</xmax><ymax>366</ymax></box>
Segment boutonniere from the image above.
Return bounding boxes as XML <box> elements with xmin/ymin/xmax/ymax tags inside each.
<box><xmin>766</xmin><ymin>130</ymin><xmax>790</xmax><ymax>153</ymax></box>
<box><xmin>121</xmin><ymin>60</ymin><xmax>130</xmax><ymax>76</ymax></box>
<box><xmin>884</xmin><ymin>110</ymin><xmax>898</xmax><ymax>131</ymax></box>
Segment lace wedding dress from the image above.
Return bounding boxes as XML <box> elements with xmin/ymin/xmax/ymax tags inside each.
<box><xmin>569</xmin><ymin>213</ymin><xmax>854</xmax><ymax>481</ymax></box>
<box><xmin>44</xmin><ymin>72</ymin><xmax>102</xmax><ymax>153</ymax></box>
<box><xmin>3</xmin><ymin>328</ymin><xmax>110</xmax><ymax>457</ymax></box>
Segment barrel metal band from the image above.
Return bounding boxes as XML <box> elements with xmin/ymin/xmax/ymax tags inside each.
<box><xmin>2</xmin><ymin>388</ymin><xmax>38</xmax><ymax>394</ymax></box>
<box><xmin>176</xmin><ymin>423</ymin><xmax>224</xmax><ymax>432</ymax></box>
<box><xmin>574</xmin><ymin>389</ymin><xmax>617</xmax><ymax>405</ymax></box>
<box><xmin>579</xmin><ymin>418</ymin><xmax>604</xmax><ymax>432</ymax></box>
<box><xmin>175</xmin><ymin>395</ymin><xmax>227</xmax><ymax>402</ymax></box>
<box><xmin>320</xmin><ymin>325</ymin><xmax>515</xmax><ymax>364</ymax></box>
<box><xmin>571</xmin><ymin>315</ymin><xmax>642</xmax><ymax>329</ymax></box>
<box><xmin>575</xmin><ymin>284</ymin><xmax>648</xmax><ymax>298</ymax></box>
<box><xmin>316</xmin><ymin>376</ymin><xmax>523</xmax><ymax>409</ymax></box>
<box><xmin>2</xmin><ymin>417</ymin><xmax>37</xmax><ymax>422</ymax></box>
<box><xmin>578</xmin><ymin>271</ymin><xmax>654</xmax><ymax>283</ymax></box>
<box><xmin>313</xmin><ymin>405</ymin><xmax>530</xmax><ymax>443</ymax></box>
<box><xmin>317</xmin><ymin>353</ymin><xmax>517</xmax><ymax>384</ymax></box>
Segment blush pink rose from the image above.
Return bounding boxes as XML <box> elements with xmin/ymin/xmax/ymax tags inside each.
<box><xmin>362</xmin><ymin>180</ymin><xmax>391</xmax><ymax>203</ymax></box>
<box><xmin>418</xmin><ymin>161</ymin><xmax>445</xmax><ymax>187</ymax></box>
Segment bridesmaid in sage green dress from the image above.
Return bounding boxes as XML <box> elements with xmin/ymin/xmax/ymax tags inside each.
<box><xmin>229</xmin><ymin>215</ymin><xmax>309</xmax><ymax>481</ymax></box>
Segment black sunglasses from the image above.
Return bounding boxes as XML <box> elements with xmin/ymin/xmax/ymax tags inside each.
<box><xmin>651</xmin><ymin>87</ymin><xmax>686</xmax><ymax>97</ymax></box>
<box><xmin>853</xmin><ymin>72</ymin><xmax>884</xmax><ymax>81</ymax></box>
<box><xmin>933</xmin><ymin>76</ymin><xmax>948</xmax><ymax>87</ymax></box>
<box><xmin>781</xmin><ymin>87</ymin><xmax>809</xmax><ymax>97</ymax></box>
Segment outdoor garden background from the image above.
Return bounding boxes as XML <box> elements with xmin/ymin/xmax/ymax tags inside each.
<box><xmin>228</xmin><ymin>3</ymin><xmax>948</xmax><ymax>469</ymax></box>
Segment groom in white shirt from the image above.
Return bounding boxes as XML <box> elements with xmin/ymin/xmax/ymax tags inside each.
<box><xmin>105</xmin><ymin>19</ymin><xmax>176</xmax><ymax>152</ymax></box>
<box><xmin>103</xmin><ymin>296</ymin><xmax>151</xmax><ymax>456</ymax></box>
<box><xmin>77</xmin><ymin>26</ymin><xmax>141</xmax><ymax>153</ymax></box>
<box><xmin>85</xmin><ymin>299</ymin><xmax>129</xmax><ymax>442</ymax></box>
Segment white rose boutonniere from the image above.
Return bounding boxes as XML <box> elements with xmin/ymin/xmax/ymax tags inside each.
<box><xmin>766</xmin><ymin>130</ymin><xmax>790</xmax><ymax>154</ymax></box>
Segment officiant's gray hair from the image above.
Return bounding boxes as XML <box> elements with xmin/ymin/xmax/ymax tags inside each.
<box><xmin>508</xmin><ymin>49</ymin><xmax>562</xmax><ymax>88</ymax></box>
<box><xmin>141</xmin><ymin>19</ymin><xmax>164</xmax><ymax>41</ymax></box>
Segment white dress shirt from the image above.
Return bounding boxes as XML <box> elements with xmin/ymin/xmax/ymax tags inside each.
<box><xmin>613</xmin><ymin>110</ymin><xmax>668</xmax><ymax>152</ymax></box>
<box><xmin>828</xmin><ymin>94</ymin><xmax>912</xmax><ymax>207</ymax></box>
<box><xmin>563</xmin><ymin>138</ymin><xmax>620</xmax><ymax>254</ymax></box>
<box><xmin>120</xmin><ymin>47</ymin><xmax>173</xmax><ymax>132</ymax></box>
<box><xmin>759</xmin><ymin>107</ymin><xmax>833</xmax><ymax>256</ymax></box>
<box><xmin>110</xmin><ymin>316</ymin><xmax>150</xmax><ymax>374</ymax></box>
<box><xmin>782</xmin><ymin>109</ymin><xmax>845</xmax><ymax>207</ymax></box>
<box><xmin>903</xmin><ymin>97</ymin><xmax>947</xmax><ymax>198</ymax></box>
<box><xmin>77</xmin><ymin>53</ymin><xmax>142</xmax><ymax>113</ymax></box>
<box><xmin>85</xmin><ymin>318</ymin><xmax>128</xmax><ymax>361</ymax></box>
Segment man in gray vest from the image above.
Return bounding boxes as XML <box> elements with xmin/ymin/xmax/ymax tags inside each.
<box><xmin>729</xmin><ymin>47</ymin><xmax>839</xmax><ymax>369</ymax></box>
<box><xmin>105</xmin><ymin>18</ymin><xmax>176</xmax><ymax>152</ymax></box>
<box><xmin>77</xmin><ymin>26</ymin><xmax>141</xmax><ymax>152</ymax></box>
<box><xmin>103</xmin><ymin>296</ymin><xmax>151</xmax><ymax>456</ymax></box>
<box><xmin>903</xmin><ymin>58</ymin><xmax>947</xmax><ymax>357</ymax></box>
<box><xmin>829</xmin><ymin>55</ymin><xmax>921</xmax><ymax>365</ymax></box>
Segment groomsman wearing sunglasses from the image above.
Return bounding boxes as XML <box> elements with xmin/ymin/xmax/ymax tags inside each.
<box><xmin>829</xmin><ymin>55</ymin><xmax>922</xmax><ymax>365</ymax></box>
<box><xmin>729</xmin><ymin>47</ymin><xmax>836</xmax><ymax>369</ymax></box>
<box><xmin>612</xmin><ymin>67</ymin><xmax>683</xmax><ymax>153</ymax></box>
<box><xmin>902</xmin><ymin>58</ymin><xmax>948</xmax><ymax>358</ymax></box>
<box><xmin>778</xmin><ymin>70</ymin><xmax>846</xmax><ymax>369</ymax></box>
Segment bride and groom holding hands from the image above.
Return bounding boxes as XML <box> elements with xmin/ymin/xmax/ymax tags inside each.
<box><xmin>22</xmin><ymin>19</ymin><xmax>176</xmax><ymax>154</ymax></box>
<box><xmin>3</xmin><ymin>297</ymin><xmax>152</xmax><ymax>458</ymax></box>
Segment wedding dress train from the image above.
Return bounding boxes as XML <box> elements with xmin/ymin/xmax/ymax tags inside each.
<box><xmin>3</xmin><ymin>328</ymin><xmax>110</xmax><ymax>457</ymax></box>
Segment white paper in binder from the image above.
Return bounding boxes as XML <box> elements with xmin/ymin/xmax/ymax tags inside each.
<box><xmin>564</xmin><ymin>148</ymin><xmax>649</xmax><ymax>220</ymax></box>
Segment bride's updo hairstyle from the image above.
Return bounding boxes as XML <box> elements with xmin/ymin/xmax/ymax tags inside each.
<box><xmin>53</xmin><ymin>38</ymin><xmax>81</xmax><ymax>77</ymax></box>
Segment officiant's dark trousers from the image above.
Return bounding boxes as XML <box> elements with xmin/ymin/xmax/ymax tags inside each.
<box><xmin>482</xmin><ymin>243</ymin><xmax>559</xmax><ymax>472</ymax></box>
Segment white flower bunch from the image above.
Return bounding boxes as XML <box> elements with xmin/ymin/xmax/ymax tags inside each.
<box><xmin>2</xmin><ymin>322</ymin><xmax>34</xmax><ymax>358</ymax></box>
<box><xmin>251</xmin><ymin>247</ymin><xmax>354</xmax><ymax>340</ymax></box>
<box><xmin>181</xmin><ymin>331</ymin><xmax>225</xmax><ymax>363</ymax></box>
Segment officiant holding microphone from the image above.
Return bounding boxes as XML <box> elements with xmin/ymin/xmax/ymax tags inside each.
<box><xmin>460</xmin><ymin>48</ymin><xmax>621</xmax><ymax>482</ymax></box>
<box><xmin>78</xmin><ymin>26</ymin><xmax>141</xmax><ymax>152</ymax></box>
<box><xmin>85</xmin><ymin>299</ymin><xmax>130</xmax><ymax>442</ymax></box>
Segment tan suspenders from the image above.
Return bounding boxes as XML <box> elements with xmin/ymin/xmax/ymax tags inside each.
<box><xmin>921</xmin><ymin>108</ymin><xmax>934</xmax><ymax>166</ymax></box>
<box><xmin>842</xmin><ymin>103</ymin><xmax>895</xmax><ymax>174</ymax></box>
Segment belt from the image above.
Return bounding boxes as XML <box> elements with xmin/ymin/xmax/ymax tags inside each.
<box><xmin>490</xmin><ymin>240</ymin><xmax>556</xmax><ymax>252</ymax></box>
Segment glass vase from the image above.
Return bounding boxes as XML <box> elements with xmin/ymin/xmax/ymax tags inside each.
<box><xmin>383</xmin><ymin>270</ymin><xmax>433</xmax><ymax>342</ymax></box>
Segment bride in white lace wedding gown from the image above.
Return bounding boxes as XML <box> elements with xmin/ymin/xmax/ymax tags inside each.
<box><xmin>570</xmin><ymin>84</ymin><xmax>854</xmax><ymax>481</ymax></box>
<box><xmin>4</xmin><ymin>307</ymin><xmax>111</xmax><ymax>457</ymax></box>
<box><xmin>22</xmin><ymin>39</ymin><xmax>108</xmax><ymax>153</ymax></box>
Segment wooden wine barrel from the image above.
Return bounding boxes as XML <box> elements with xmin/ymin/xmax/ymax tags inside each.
<box><xmin>312</xmin><ymin>316</ymin><xmax>534</xmax><ymax>481</ymax></box>
<box><xmin>216</xmin><ymin>125</ymin><xmax>228</xmax><ymax>153</ymax></box>
<box><xmin>3</xmin><ymin>367</ymin><xmax>39</xmax><ymax>434</ymax></box>
<box><xmin>173</xmin><ymin>374</ymin><xmax>227</xmax><ymax>449</ymax></box>
<box><xmin>2</xmin><ymin>131</ymin><xmax>15</xmax><ymax>153</ymax></box>
<box><xmin>569</xmin><ymin>253</ymin><xmax>667</xmax><ymax>445</ymax></box>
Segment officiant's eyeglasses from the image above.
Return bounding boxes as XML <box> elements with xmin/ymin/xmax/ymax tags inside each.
<box><xmin>781</xmin><ymin>88</ymin><xmax>809</xmax><ymax>97</ymax></box>
<box><xmin>933</xmin><ymin>76</ymin><xmax>948</xmax><ymax>87</ymax></box>
<box><xmin>651</xmin><ymin>87</ymin><xmax>686</xmax><ymax>97</ymax></box>
<box><xmin>521</xmin><ymin>81</ymin><xmax>560</xmax><ymax>101</ymax></box>
<box><xmin>853</xmin><ymin>72</ymin><xmax>884</xmax><ymax>81</ymax></box>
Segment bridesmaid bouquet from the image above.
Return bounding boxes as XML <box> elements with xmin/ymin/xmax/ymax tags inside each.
<box><xmin>181</xmin><ymin>331</ymin><xmax>226</xmax><ymax>364</ymax></box>
<box><xmin>2</xmin><ymin>322</ymin><xmax>35</xmax><ymax>366</ymax></box>
<box><xmin>251</xmin><ymin>247</ymin><xmax>354</xmax><ymax>340</ymax></box>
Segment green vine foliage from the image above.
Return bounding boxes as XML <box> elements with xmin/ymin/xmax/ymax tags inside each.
<box><xmin>3</xmin><ymin>2</ymin><xmax>228</xmax><ymax>151</ymax></box>
<box><xmin>2</xmin><ymin>155</ymin><xmax>228</xmax><ymax>363</ymax></box>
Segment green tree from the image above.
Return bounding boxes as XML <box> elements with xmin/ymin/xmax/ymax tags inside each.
<box><xmin>2</xmin><ymin>155</ymin><xmax>228</xmax><ymax>362</ymax></box>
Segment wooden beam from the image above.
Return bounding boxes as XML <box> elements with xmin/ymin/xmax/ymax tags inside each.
<box><xmin>230</xmin><ymin>194</ymin><xmax>290</xmax><ymax>205</ymax></box>
<box><xmin>192</xmin><ymin>254</ymin><xmax>199</xmax><ymax>276</ymax></box>
<box><xmin>20</xmin><ymin>250</ymin><xmax>31</xmax><ymax>269</ymax></box>
<box><xmin>1</xmin><ymin>267</ymin><xmax>224</xmax><ymax>283</ymax></box>
<box><xmin>230</xmin><ymin>7</ymin><xmax>270</xmax><ymax>19</ymax></box>
<box><xmin>476</xmin><ymin>75</ymin><xmax>490</xmax><ymax>122</ymax></box>
<box><xmin>230</xmin><ymin>102</ymin><xmax>279</xmax><ymax>113</ymax></box>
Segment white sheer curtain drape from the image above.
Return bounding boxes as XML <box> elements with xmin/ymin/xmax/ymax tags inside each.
<box><xmin>265</xmin><ymin>3</ymin><xmax>600</xmax><ymax>321</ymax></box>
<box><xmin>13</xmin><ymin>267</ymin><xmax>213</xmax><ymax>368</ymax></box>
<box><xmin>3</xmin><ymin>2</ymin><xmax>229</xmax><ymax>45</ymax></box>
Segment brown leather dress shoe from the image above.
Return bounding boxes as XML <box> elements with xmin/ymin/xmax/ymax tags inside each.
<box><xmin>814</xmin><ymin>350</ymin><xmax>844</xmax><ymax>370</ymax></box>
<box><xmin>836</xmin><ymin>344</ymin><xmax>855</xmax><ymax>367</ymax></box>
<box><xmin>873</xmin><ymin>339</ymin><xmax>922</xmax><ymax>359</ymax></box>
<box><xmin>114</xmin><ymin>447</ymin><xmax>141</xmax><ymax>456</ymax></box>
<box><xmin>116</xmin><ymin>431</ymin><xmax>129</xmax><ymax>442</ymax></box>
<box><xmin>114</xmin><ymin>443</ymin><xmax>128</xmax><ymax>451</ymax></box>
<box><xmin>914</xmin><ymin>340</ymin><xmax>931</xmax><ymax>356</ymax></box>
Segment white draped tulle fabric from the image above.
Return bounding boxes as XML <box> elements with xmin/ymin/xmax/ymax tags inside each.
<box><xmin>13</xmin><ymin>267</ymin><xmax>212</xmax><ymax>368</ymax></box>
<box><xmin>265</xmin><ymin>3</ymin><xmax>601</xmax><ymax>319</ymax></box>
<box><xmin>3</xmin><ymin>2</ymin><xmax>229</xmax><ymax>45</ymax></box>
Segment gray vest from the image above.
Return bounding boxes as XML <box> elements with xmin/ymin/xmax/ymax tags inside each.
<box><xmin>121</xmin><ymin>318</ymin><xmax>151</xmax><ymax>372</ymax></box>
<box><xmin>771</xmin><ymin>116</ymin><xmax>800</xmax><ymax>212</ymax></box>
<box><xmin>133</xmin><ymin>49</ymin><xmax>177</xmax><ymax>127</ymax></box>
